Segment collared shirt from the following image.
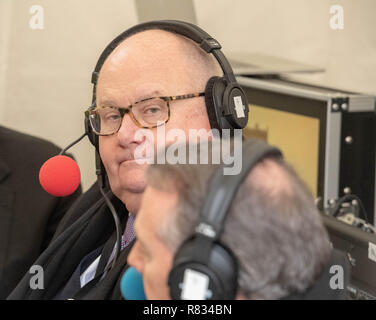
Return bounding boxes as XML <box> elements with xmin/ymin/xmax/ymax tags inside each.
<box><xmin>79</xmin><ymin>213</ymin><xmax>135</xmax><ymax>287</ymax></box>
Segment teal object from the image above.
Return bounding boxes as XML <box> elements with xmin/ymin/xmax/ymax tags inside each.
<box><xmin>120</xmin><ymin>267</ymin><xmax>146</xmax><ymax>300</ymax></box>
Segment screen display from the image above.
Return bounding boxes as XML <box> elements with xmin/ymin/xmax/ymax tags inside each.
<box><xmin>243</xmin><ymin>104</ymin><xmax>320</xmax><ymax>197</ymax></box>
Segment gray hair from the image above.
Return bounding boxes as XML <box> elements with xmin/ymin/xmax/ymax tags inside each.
<box><xmin>146</xmin><ymin>140</ymin><xmax>332</xmax><ymax>299</ymax></box>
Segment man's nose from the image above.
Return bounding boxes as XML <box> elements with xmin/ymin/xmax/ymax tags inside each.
<box><xmin>117</xmin><ymin>114</ymin><xmax>144</xmax><ymax>147</ymax></box>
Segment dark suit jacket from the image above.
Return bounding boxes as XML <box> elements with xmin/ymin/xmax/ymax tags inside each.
<box><xmin>0</xmin><ymin>125</ymin><xmax>82</xmax><ymax>299</ymax></box>
<box><xmin>8</xmin><ymin>182</ymin><xmax>130</xmax><ymax>300</ymax></box>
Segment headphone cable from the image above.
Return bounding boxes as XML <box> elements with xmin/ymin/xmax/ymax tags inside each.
<box><xmin>331</xmin><ymin>193</ymin><xmax>369</xmax><ymax>223</ymax></box>
<box><xmin>99</xmin><ymin>186</ymin><xmax>122</xmax><ymax>269</ymax></box>
<box><xmin>59</xmin><ymin>133</ymin><xmax>87</xmax><ymax>156</ymax></box>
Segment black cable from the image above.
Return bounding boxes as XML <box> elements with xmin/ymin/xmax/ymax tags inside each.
<box><xmin>58</xmin><ymin>132</ymin><xmax>122</xmax><ymax>268</ymax></box>
<box><xmin>331</xmin><ymin>194</ymin><xmax>369</xmax><ymax>223</ymax></box>
<box><xmin>59</xmin><ymin>133</ymin><xmax>88</xmax><ymax>155</ymax></box>
<box><xmin>99</xmin><ymin>187</ymin><xmax>122</xmax><ymax>269</ymax></box>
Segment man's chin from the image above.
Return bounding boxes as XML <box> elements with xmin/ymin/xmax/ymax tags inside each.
<box><xmin>116</xmin><ymin>187</ymin><xmax>145</xmax><ymax>214</ymax></box>
<box><xmin>109</xmin><ymin>164</ymin><xmax>147</xmax><ymax>213</ymax></box>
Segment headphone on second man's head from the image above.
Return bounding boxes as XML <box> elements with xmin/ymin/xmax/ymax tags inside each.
<box><xmin>168</xmin><ymin>139</ymin><xmax>283</xmax><ymax>300</ymax></box>
<box><xmin>84</xmin><ymin>20</ymin><xmax>250</xmax><ymax>185</ymax></box>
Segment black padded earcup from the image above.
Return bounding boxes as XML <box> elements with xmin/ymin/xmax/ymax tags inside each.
<box><xmin>204</xmin><ymin>76</ymin><xmax>226</xmax><ymax>130</ymax></box>
<box><xmin>223</xmin><ymin>85</ymin><xmax>249</xmax><ymax>129</ymax></box>
<box><xmin>168</xmin><ymin>239</ymin><xmax>238</xmax><ymax>300</ymax></box>
<box><xmin>205</xmin><ymin>76</ymin><xmax>249</xmax><ymax>131</ymax></box>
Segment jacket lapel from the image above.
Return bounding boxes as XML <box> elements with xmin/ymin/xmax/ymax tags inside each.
<box><xmin>0</xmin><ymin>156</ymin><xmax>13</xmax><ymax>217</ymax></box>
<box><xmin>0</xmin><ymin>156</ymin><xmax>10</xmax><ymax>183</ymax></box>
<box><xmin>0</xmin><ymin>156</ymin><xmax>16</xmax><ymax>291</ymax></box>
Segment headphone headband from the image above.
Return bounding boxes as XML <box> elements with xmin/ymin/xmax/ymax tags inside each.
<box><xmin>91</xmin><ymin>20</ymin><xmax>236</xmax><ymax>102</ymax></box>
<box><xmin>198</xmin><ymin>139</ymin><xmax>283</xmax><ymax>242</ymax></box>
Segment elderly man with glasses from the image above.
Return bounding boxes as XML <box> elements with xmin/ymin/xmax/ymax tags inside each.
<box><xmin>8</xmin><ymin>25</ymin><xmax>223</xmax><ymax>300</ymax></box>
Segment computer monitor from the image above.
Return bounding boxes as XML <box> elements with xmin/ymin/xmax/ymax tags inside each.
<box><xmin>244</xmin><ymin>103</ymin><xmax>321</xmax><ymax>197</ymax></box>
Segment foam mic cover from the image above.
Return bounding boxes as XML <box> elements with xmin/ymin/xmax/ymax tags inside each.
<box><xmin>120</xmin><ymin>267</ymin><xmax>146</xmax><ymax>300</ymax></box>
<box><xmin>39</xmin><ymin>155</ymin><xmax>81</xmax><ymax>197</ymax></box>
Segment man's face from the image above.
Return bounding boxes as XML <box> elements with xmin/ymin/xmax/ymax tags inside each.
<box><xmin>127</xmin><ymin>186</ymin><xmax>178</xmax><ymax>299</ymax></box>
<box><xmin>97</xmin><ymin>30</ymin><xmax>211</xmax><ymax>213</ymax></box>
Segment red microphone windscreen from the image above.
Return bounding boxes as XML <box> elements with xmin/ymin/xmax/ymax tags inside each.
<box><xmin>39</xmin><ymin>155</ymin><xmax>81</xmax><ymax>197</ymax></box>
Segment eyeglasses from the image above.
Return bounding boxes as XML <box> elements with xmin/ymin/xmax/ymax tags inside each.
<box><xmin>85</xmin><ymin>92</ymin><xmax>205</xmax><ymax>136</ymax></box>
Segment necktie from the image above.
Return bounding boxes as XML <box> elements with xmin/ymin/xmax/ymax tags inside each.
<box><xmin>105</xmin><ymin>213</ymin><xmax>135</xmax><ymax>269</ymax></box>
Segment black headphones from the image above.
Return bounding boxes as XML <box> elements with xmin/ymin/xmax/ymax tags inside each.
<box><xmin>84</xmin><ymin>20</ymin><xmax>249</xmax><ymax>185</ymax></box>
<box><xmin>168</xmin><ymin>139</ymin><xmax>283</xmax><ymax>300</ymax></box>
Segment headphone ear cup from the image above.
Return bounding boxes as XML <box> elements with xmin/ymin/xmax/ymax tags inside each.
<box><xmin>204</xmin><ymin>76</ymin><xmax>226</xmax><ymax>130</ymax></box>
<box><xmin>223</xmin><ymin>85</ymin><xmax>249</xmax><ymax>129</ymax></box>
<box><xmin>168</xmin><ymin>238</ymin><xmax>238</xmax><ymax>300</ymax></box>
<box><xmin>205</xmin><ymin>76</ymin><xmax>249</xmax><ymax>130</ymax></box>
